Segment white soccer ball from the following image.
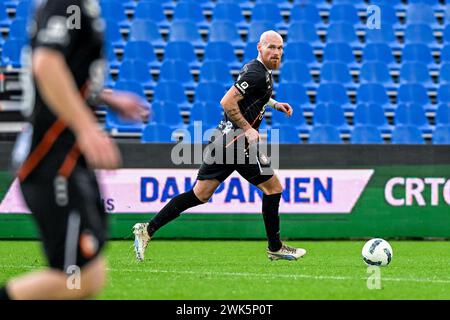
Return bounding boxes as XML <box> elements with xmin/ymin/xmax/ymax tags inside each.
<box><xmin>362</xmin><ymin>238</ymin><xmax>393</xmax><ymax>266</ymax></box>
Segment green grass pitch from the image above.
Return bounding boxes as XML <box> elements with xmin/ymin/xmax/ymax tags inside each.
<box><xmin>1</xmin><ymin>240</ymin><xmax>450</xmax><ymax>299</ymax></box>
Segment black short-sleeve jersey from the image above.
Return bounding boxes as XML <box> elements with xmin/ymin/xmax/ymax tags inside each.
<box><xmin>15</xmin><ymin>0</ymin><xmax>105</xmax><ymax>181</ymax></box>
<box><xmin>218</xmin><ymin>59</ymin><xmax>273</xmax><ymax>135</ymax></box>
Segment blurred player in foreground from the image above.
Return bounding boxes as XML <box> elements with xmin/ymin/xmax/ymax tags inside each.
<box><xmin>133</xmin><ymin>31</ymin><xmax>306</xmax><ymax>262</ymax></box>
<box><xmin>0</xmin><ymin>0</ymin><xmax>147</xmax><ymax>300</ymax></box>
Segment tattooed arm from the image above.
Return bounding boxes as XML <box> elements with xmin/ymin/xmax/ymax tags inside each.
<box><xmin>220</xmin><ymin>86</ymin><xmax>260</xmax><ymax>144</ymax></box>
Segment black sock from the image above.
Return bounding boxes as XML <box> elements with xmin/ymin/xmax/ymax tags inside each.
<box><xmin>262</xmin><ymin>193</ymin><xmax>283</xmax><ymax>252</ymax></box>
<box><xmin>147</xmin><ymin>189</ymin><xmax>204</xmax><ymax>236</ymax></box>
<box><xmin>0</xmin><ymin>286</ymin><xmax>11</xmax><ymax>300</ymax></box>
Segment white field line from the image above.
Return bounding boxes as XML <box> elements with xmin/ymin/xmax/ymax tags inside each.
<box><xmin>3</xmin><ymin>265</ymin><xmax>450</xmax><ymax>284</ymax></box>
<box><xmin>108</xmin><ymin>268</ymin><xmax>450</xmax><ymax>284</ymax></box>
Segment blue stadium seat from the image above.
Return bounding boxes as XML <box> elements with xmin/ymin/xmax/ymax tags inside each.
<box><xmin>208</xmin><ymin>21</ymin><xmax>244</xmax><ymax>50</ymax></box>
<box><xmin>151</xmin><ymin>101</ymin><xmax>184</xmax><ymax>129</ymax></box>
<box><xmin>309</xmin><ymin>125</ymin><xmax>342</xmax><ymax>144</ymax></box>
<box><xmin>391</xmin><ymin>125</ymin><xmax>425</xmax><ymax>144</ymax></box>
<box><xmin>14</xmin><ymin>0</ymin><xmax>33</xmax><ymax>20</ymax></box>
<box><xmin>159</xmin><ymin>60</ymin><xmax>196</xmax><ymax>91</ymax></box>
<box><xmin>133</xmin><ymin>2</ymin><xmax>170</xmax><ymax>31</ymax></box>
<box><xmin>313</xmin><ymin>103</ymin><xmax>350</xmax><ymax>133</ymax></box>
<box><xmin>443</xmin><ymin>24</ymin><xmax>450</xmax><ymax>46</ymax></box>
<box><xmin>280</xmin><ymin>61</ymin><xmax>316</xmax><ymax>91</ymax></box>
<box><xmin>204</xmin><ymin>41</ymin><xmax>241</xmax><ymax>71</ymax></box>
<box><xmin>398</xmin><ymin>84</ymin><xmax>433</xmax><ymax>112</ymax></box>
<box><xmin>283</xmin><ymin>42</ymin><xmax>319</xmax><ymax>69</ymax></box>
<box><xmin>141</xmin><ymin>123</ymin><xmax>175</xmax><ymax>143</ymax></box>
<box><xmin>105</xmin><ymin>110</ymin><xmax>144</xmax><ymax>133</ymax></box>
<box><xmin>432</xmin><ymin>125</ymin><xmax>450</xmax><ymax>144</ymax></box>
<box><xmin>350</xmin><ymin>125</ymin><xmax>384</xmax><ymax>144</ymax></box>
<box><xmin>8</xmin><ymin>18</ymin><xmax>27</xmax><ymax>41</ymax></box>
<box><xmin>247</xmin><ymin>21</ymin><xmax>276</xmax><ymax>43</ymax></box>
<box><xmin>100</xmin><ymin>0</ymin><xmax>130</xmax><ymax>30</ymax></box>
<box><xmin>436</xmin><ymin>104</ymin><xmax>450</xmax><ymax>126</ymax></box>
<box><xmin>446</xmin><ymin>5</ymin><xmax>450</xmax><ymax>24</ymax></box>
<box><xmin>293</xmin><ymin>0</ymin><xmax>332</xmax><ymax>12</ymax></box>
<box><xmin>154</xmin><ymin>81</ymin><xmax>191</xmax><ymax>111</ymax></box>
<box><xmin>1</xmin><ymin>39</ymin><xmax>25</xmax><ymax>68</ymax></box>
<box><xmin>394</xmin><ymin>103</ymin><xmax>432</xmax><ymax>133</ymax></box>
<box><xmin>287</xmin><ymin>22</ymin><xmax>323</xmax><ymax>49</ymax></box>
<box><xmin>329</xmin><ymin>4</ymin><xmax>361</xmax><ymax>29</ymax></box>
<box><xmin>370</xmin><ymin>0</ymin><xmax>406</xmax><ymax>12</ymax></box>
<box><xmin>357</xmin><ymin>84</ymin><xmax>395</xmax><ymax>113</ymax></box>
<box><xmin>128</xmin><ymin>0</ymin><xmax>175</xmax><ymax>11</ymax></box>
<box><xmin>400</xmin><ymin>62</ymin><xmax>436</xmax><ymax>90</ymax></box>
<box><xmin>333</xmin><ymin>0</ymin><xmax>367</xmax><ymax>10</ymax></box>
<box><xmin>441</xmin><ymin>45</ymin><xmax>450</xmax><ymax>62</ymax></box>
<box><xmin>190</xmin><ymin>102</ymin><xmax>223</xmax><ymax>127</ymax></box>
<box><xmin>129</xmin><ymin>20</ymin><xmax>165</xmax><ymax>50</ymax></box>
<box><xmin>409</xmin><ymin>0</ymin><xmax>442</xmax><ymax>7</ymax></box>
<box><xmin>114</xmin><ymin>80</ymin><xmax>146</xmax><ymax>98</ymax></box>
<box><xmin>439</xmin><ymin>63</ymin><xmax>450</xmax><ymax>84</ymax></box>
<box><xmin>104</xmin><ymin>20</ymin><xmax>126</xmax><ymax>49</ymax></box>
<box><xmin>354</xmin><ymin>103</ymin><xmax>391</xmax><ymax>134</ymax></box>
<box><xmin>365</xmin><ymin>25</ymin><xmax>400</xmax><ymax>50</ymax></box>
<box><xmin>199</xmin><ymin>61</ymin><xmax>234</xmax><ymax>87</ymax></box>
<box><xmin>164</xmin><ymin>41</ymin><xmax>200</xmax><ymax>71</ymax></box>
<box><xmin>437</xmin><ymin>84</ymin><xmax>450</xmax><ymax>104</ymax></box>
<box><xmin>360</xmin><ymin>62</ymin><xmax>396</xmax><ymax>91</ymax></box>
<box><xmin>0</xmin><ymin>3</ymin><xmax>9</xmax><ymax>31</ymax></box>
<box><xmin>258</xmin><ymin>0</ymin><xmax>293</xmax><ymax>12</ymax></box>
<box><xmin>173</xmin><ymin>2</ymin><xmax>209</xmax><ymax>31</ymax></box>
<box><xmin>243</xmin><ymin>42</ymin><xmax>258</xmax><ymax>62</ymax></box>
<box><xmin>320</xmin><ymin>62</ymin><xmax>354</xmax><ymax>90</ymax></box>
<box><xmin>275</xmin><ymin>83</ymin><xmax>314</xmax><ymax>113</ymax></box>
<box><xmin>169</xmin><ymin>21</ymin><xmax>204</xmax><ymax>50</ymax></box>
<box><xmin>327</xmin><ymin>23</ymin><xmax>361</xmax><ymax>49</ymax></box>
<box><xmin>212</xmin><ymin>3</ymin><xmax>248</xmax><ymax>31</ymax></box>
<box><xmin>373</xmin><ymin>4</ymin><xmax>401</xmax><ymax>29</ymax></box>
<box><xmin>289</xmin><ymin>4</ymin><xmax>324</xmax><ymax>29</ymax></box>
<box><xmin>215</xmin><ymin>0</ymin><xmax>254</xmax><ymax>12</ymax></box>
<box><xmin>194</xmin><ymin>82</ymin><xmax>227</xmax><ymax>104</ymax></box>
<box><xmin>402</xmin><ymin>44</ymin><xmax>438</xmax><ymax>71</ymax></box>
<box><xmin>271</xmin><ymin>107</ymin><xmax>310</xmax><ymax>133</ymax></box>
<box><xmin>405</xmin><ymin>24</ymin><xmax>440</xmax><ymax>51</ymax></box>
<box><xmin>106</xmin><ymin>46</ymin><xmax>120</xmax><ymax>71</ymax></box>
<box><xmin>251</xmin><ymin>3</ymin><xmax>286</xmax><ymax>31</ymax></box>
<box><xmin>123</xmin><ymin>41</ymin><xmax>160</xmax><ymax>71</ymax></box>
<box><xmin>406</xmin><ymin>4</ymin><xmax>440</xmax><ymax>30</ymax></box>
<box><xmin>119</xmin><ymin>59</ymin><xmax>156</xmax><ymax>90</ymax></box>
<box><xmin>180</xmin><ymin>0</ymin><xmax>214</xmax><ymax>12</ymax></box>
<box><xmin>362</xmin><ymin>43</ymin><xmax>398</xmax><ymax>70</ymax></box>
<box><xmin>316</xmin><ymin>83</ymin><xmax>353</xmax><ymax>112</ymax></box>
<box><xmin>268</xmin><ymin>125</ymin><xmax>300</xmax><ymax>144</ymax></box>
<box><xmin>323</xmin><ymin>43</ymin><xmax>358</xmax><ymax>70</ymax></box>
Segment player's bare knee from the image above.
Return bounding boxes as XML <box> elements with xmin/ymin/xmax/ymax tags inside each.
<box><xmin>193</xmin><ymin>181</ymin><xmax>219</xmax><ymax>203</ymax></box>
<box><xmin>194</xmin><ymin>191</ymin><xmax>213</xmax><ymax>203</ymax></box>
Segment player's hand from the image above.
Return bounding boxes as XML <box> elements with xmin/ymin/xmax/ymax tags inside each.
<box><xmin>275</xmin><ymin>102</ymin><xmax>293</xmax><ymax>117</ymax></box>
<box><xmin>77</xmin><ymin>128</ymin><xmax>122</xmax><ymax>170</ymax></box>
<box><xmin>107</xmin><ymin>91</ymin><xmax>149</xmax><ymax>121</ymax></box>
<box><xmin>244</xmin><ymin>127</ymin><xmax>260</xmax><ymax>145</ymax></box>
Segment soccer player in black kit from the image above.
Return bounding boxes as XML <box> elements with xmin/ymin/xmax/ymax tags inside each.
<box><xmin>0</xmin><ymin>0</ymin><xmax>147</xmax><ymax>299</ymax></box>
<box><xmin>133</xmin><ymin>31</ymin><xmax>307</xmax><ymax>262</ymax></box>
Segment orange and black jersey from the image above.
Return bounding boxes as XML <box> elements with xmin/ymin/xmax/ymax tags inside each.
<box><xmin>218</xmin><ymin>59</ymin><xmax>273</xmax><ymax>135</ymax></box>
<box><xmin>16</xmin><ymin>0</ymin><xmax>105</xmax><ymax>182</ymax></box>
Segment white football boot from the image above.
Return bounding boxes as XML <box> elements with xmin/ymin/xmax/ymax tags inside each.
<box><xmin>132</xmin><ymin>223</ymin><xmax>150</xmax><ymax>261</ymax></box>
<box><xmin>267</xmin><ymin>243</ymin><xmax>307</xmax><ymax>261</ymax></box>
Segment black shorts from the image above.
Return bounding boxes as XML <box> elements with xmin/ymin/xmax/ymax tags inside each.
<box><xmin>19</xmin><ymin>166</ymin><xmax>107</xmax><ymax>272</ymax></box>
<box><xmin>197</xmin><ymin>141</ymin><xmax>274</xmax><ymax>186</ymax></box>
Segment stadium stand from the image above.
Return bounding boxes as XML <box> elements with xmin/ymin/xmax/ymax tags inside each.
<box><xmin>0</xmin><ymin>0</ymin><xmax>449</xmax><ymax>145</ymax></box>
